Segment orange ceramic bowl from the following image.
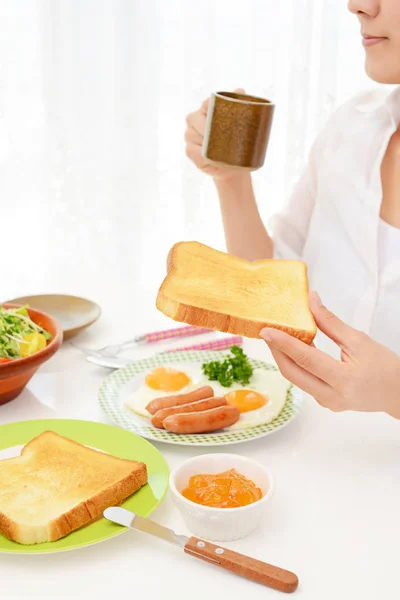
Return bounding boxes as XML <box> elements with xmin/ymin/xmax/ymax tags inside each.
<box><xmin>0</xmin><ymin>304</ymin><xmax>63</xmax><ymax>405</ymax></box>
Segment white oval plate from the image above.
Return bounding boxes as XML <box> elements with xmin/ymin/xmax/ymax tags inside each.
<box><xmin>98</xmin><ymin>350</ymin><xmax>303</xmax><ymax>447</ymax></box>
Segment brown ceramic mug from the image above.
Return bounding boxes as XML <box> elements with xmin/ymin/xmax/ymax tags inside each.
<box><xmin>202</xmin><ymin>91</ymin><xmax>275</xmax><ymax>171</ymax></box>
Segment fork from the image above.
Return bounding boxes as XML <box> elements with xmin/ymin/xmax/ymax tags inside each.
<box><xmin>71</xmin><ymin>325</ymin><xmax>212</xmax><ymax>359</ymax></box>
<box><xmin>85</xmin><ymin>335</ymin><xmax>244</xmax><ymax>369</ymax></box>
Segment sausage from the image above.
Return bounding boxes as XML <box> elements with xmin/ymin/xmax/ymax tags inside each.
<box><xmin>146</xmin><ymin>386</ymin><xmax>214</xmax><ymax>415</ymax></box>
<box><xmin>163</xmin><ymin>405</ymin><xmax>240</xmax><ymax>434</ymax></box>
<box><xmin>152</xmin><ymin>396</ymin><xmax>227</xmax><ymax>429</ymax></box>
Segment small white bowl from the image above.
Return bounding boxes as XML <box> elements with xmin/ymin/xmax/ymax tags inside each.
<box><xmin>169</xmin><ymin>453</ymin><xmax>274</xmax><ymax>542</ymax></box>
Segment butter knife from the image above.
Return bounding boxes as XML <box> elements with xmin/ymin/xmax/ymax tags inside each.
<box><xmin>103</xmin><ymin>507</ymin><xmax>298</xmax><ymax>594</ymax></box>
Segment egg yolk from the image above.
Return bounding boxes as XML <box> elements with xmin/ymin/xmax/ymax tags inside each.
<box><xmin>182</xmin><ymin>468</ymin><xmax>263</xmax><ymax>508</ymax></box>
<box><xmin>224</xmin><ymin>389</ymin><xmax>267</xmax><ymax>413</ymax></box>
<box><xmin>145</xmin><ymin>367</ymin><xmax>190</xmax><ymax>392</ymax></box>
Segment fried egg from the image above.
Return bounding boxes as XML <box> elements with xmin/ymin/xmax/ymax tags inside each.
<box><xmin>125</xmin><ymin>365</ymin><xmax>199</xmax><ymax>418</ymax></box>
<box><xmin>126</xmin><ymin>365</ymin><xmax>291</xmax><ymax>429</ymax></box>
<box><xmin>205</xmin><ymin>368</ymin><xmax>291</xmax><ymax>430</ymax></box>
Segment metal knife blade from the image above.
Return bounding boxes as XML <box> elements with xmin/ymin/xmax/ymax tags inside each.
<box><xmin>86</xmin><ymin>355</ymin><xmax>132</xmax><ymax>369</ymax></box>
<box><xmin>104</xmin><ymin>507</ymin><xmax>188</xmax><ymax>548</ymax></box>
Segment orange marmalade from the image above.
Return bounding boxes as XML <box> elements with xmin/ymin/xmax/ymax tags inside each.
<box><xmin>181</xmin><ymin>468</ymin><xmax>262</xmax><ymax>508</ymax></box>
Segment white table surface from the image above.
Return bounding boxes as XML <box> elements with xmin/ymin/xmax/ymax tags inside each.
<box><xmin>1</xmin><ymin>303</ymin><xmax>400</xmax><ymax>600</ymax></box>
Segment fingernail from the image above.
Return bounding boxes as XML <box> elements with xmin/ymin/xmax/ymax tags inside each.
<box><xmin>311</xmin><ymin>291</ymin><xmax>323</xmax><ymax>307</ymax></box>
<box><xmin>260</xmin><ymin>328</ymin><xmax>273</xmax><ymax>342</ymax></box>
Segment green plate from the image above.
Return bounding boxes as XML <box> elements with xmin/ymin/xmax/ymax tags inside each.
<box><xmin>0</xmin><ymin>419</ymin><xmax>169</xmax><ymax>554</ymax></box>
<box><xmin>99</xmin><ymin>350</ymin><xmax>303</xmax><ymax>447</ymax></box>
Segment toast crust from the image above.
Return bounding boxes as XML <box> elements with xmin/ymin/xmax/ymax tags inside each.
<box><xmin>156</xmin><ymin>242</ymin><xmax>316</xmax><ymax>344</ymax></box>
<box><xmin>0</xmin><ymin>431</ymin><xmax>148</xmax><ymax>545</ymax></box>
<box><xmin>157</xmin><ymin>290</ymin><xmax>315</xmax><ymax>344</ymax></box>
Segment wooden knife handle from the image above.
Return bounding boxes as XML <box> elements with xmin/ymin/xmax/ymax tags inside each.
<box><xmin>184</xmin><ymin>537</ymin><xmax>298</xmax><ymax>594</ymax></box>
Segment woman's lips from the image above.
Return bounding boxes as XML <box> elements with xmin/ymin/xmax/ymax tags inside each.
<box><xmin>362</xmin><ymin>35</ymin><xmax>388</xmax><ymax>47</ymax></box>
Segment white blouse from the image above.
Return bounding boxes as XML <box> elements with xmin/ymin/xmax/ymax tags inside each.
<box><xmin>378</xmin><ymin>218</ymin><xmax>400</xmax><ymax>273</ymax></box>
<box><xmin>271</xmin><ymin>86</ymin><xmax>400</xmax><ymax>358</ymax></box>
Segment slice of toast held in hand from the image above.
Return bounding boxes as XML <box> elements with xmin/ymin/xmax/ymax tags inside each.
<box><xmin>156</xmin><ymin>241</ymin><xmax>316</xmax><ymax>344</ymax></box>
<box><xmin>0</xmin><ymin>431</ymin><xmax>147</xmax><ymax>545</ymax></box>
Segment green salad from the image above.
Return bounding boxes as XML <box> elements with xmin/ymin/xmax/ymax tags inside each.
<box><xmin>0</xmin><ymin>305</ymin><xmax>52</xmax><ymax>361</ymax></box>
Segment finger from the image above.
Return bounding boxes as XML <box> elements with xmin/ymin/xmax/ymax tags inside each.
<box><xmin>234</xmin><ymin>87</ymin><xmax>246</xmax><ymax>95</ymax></box>
<box><xmin>200</xmin><ymin>97</ymin><xmax>210</xmax><ymax>115</ymax></box>
<box><xmin>185</xmin><ymin>142</ymin><xmax>203</xmax><ymax>165</ymax></box>
<box><xmin>185</xmin><ymin>143</ymin><xmax>221</xmax><ymax>176</ymax></box>
<box><xmin>260</xmin><ymin>327</ymin><xmax>340</xmax><ymax>387</ymax></box>
<box><xmin>185</xmin><ymin>127</ymin><xmax>203</xmax><ymax>146</ymax></box>
<box><xmin>309</xmin><ymin>291</ymin><xmax>359</xmax><ymax>351</ymax></box>
<box><xmin>186</xmin><ymin>111</ymin><xmax>207</xmax><ymax>137</ymax></box>
<box><xmin>269</xmin><ymin>347</ymin><xmax>340</xmax><ymax>409</ymax></box>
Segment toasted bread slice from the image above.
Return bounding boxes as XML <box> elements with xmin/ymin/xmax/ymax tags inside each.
<box><xmin>0</xmin><ymin>431</ymin><xmax>147</xmax><ymax>545</ymax></box>
<box><xmin>156</xmin><ymin>241</ymin><xmax>316</xmax><ymax>344</ymax></box>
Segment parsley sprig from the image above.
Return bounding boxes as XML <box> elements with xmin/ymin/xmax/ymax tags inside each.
<box><xmin>201</xmin><ymin>345</ymin><xmax>253</xmax><ymax>387</ymax></box>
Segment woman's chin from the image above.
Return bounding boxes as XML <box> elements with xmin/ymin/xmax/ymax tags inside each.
<box><xmin>365</xmin><ymin>59</ymin><xmax>400</xmax><ymax>85</ymax></box>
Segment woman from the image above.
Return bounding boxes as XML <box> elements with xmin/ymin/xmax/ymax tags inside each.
<box><xmin>184</xmin><ymin>0</ymin><xmax>400</xmax><ymax>418</ymax></box>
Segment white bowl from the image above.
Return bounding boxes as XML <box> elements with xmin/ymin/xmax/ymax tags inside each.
<box><xmin>169</xmin><ymin>453</ymin><xmax>274</xmax><ymax>542</ymax></box>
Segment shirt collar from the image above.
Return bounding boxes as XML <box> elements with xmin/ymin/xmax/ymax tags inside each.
<box><xmin>354</xmin><ymin>85</ymin><xmax>400</xmax><ymax>123</ymax></box>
